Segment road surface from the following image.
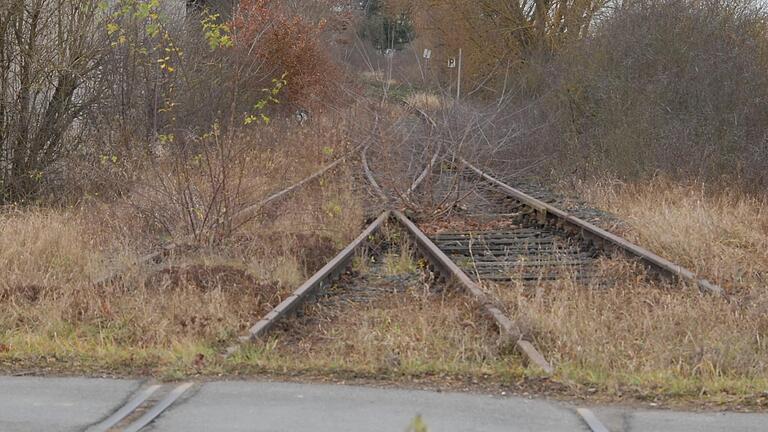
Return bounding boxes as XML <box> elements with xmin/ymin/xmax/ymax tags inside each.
<box><xmin>0</xmin><ymin>376</ymin><xmax>766</xmax><ymax>431</ymax></box>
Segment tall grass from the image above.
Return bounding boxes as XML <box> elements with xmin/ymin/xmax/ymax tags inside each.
<box><xmin>485</xmin><ymin>180</ymin><xmax>768</xmax><ymax>400</ymax></box>
<box><xmin>0</xmin><ymin>113</ymin><xmax>367</xmax><ymax>368</ymax></box>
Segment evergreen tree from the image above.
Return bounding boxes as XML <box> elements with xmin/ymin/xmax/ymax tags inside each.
<box><xmin>359</xmin><ymin>0</ymin><xmax>414</xmax><ymax>51</ymax></box>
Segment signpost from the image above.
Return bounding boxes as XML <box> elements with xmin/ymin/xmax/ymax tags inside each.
<box><xmin>422</xmin><ymin>49</ymin><xmax>432</xmax><ymax>81</ymax></box>
<box><xmin>456</xmin><ymin>48</ymin><xmax>462</xmax><ymax>101</ymax></box>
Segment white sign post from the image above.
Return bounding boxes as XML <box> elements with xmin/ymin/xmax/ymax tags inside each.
<box><xmin>456</xmin><ymin>48</ymin><xmax>463</xmax><ymax>101</ymax></box>
<box><xmin>447</xmin><ymin>50</ymin><xmax>463</xmax><ymax>100</ymax></box>
<box><xmin>422</xmin><ymin>49</ymin><xmax>433</xmax><ymax>81</ymax></box>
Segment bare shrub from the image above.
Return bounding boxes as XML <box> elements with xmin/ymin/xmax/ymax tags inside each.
<box><xmin>554</xmin><ymin>0</ymin><xmax>768</xmax><ymax>188</ymax></box>
<box><xmin>401</xmin><ymin>0</ymin><xmax>768</xmax><ymax>192</ymax></box>
<box><xmin>403</xmin><ymin>0</ymin><xmax>606</xmax><ymax>92</ymax></box>
<box><xmin>124</xmin><ymin>101</ymin><xmax>369</xmax><ymax>246</ymax></box>
<box><xmin>0</xmin><ymin>1</ymin><xmax>109</xmax><ymax>202</ymax></box>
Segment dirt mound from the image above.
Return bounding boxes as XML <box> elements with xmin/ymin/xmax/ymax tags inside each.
<box><xmin>291</xmin><ymin>233</ymin><xmax>337</xmax><ymax>272</ymax></box>
<box><xmin>147</xmin><ymin>264</ymin><xmax>280</xmax><ymax>298</ymax></box>
<box><xmin>0</xmin><ymin>284</ymin><xmax>47</xmax><ymax>303</ymax></box>
<box><xmin>232</xmin><ymin>232</ymin><xmax>337</xmax><ymax>273</ymax></box>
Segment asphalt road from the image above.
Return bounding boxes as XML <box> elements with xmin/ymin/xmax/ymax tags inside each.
<box><xmin>0</xmin><ymin>376</ymin><xmax>766</xmax><ymax>431</ymax></box>
<box><xmin>0</xmin><ymin>377</ymin><xmax>141</xmax><ymax>432</ymax></box>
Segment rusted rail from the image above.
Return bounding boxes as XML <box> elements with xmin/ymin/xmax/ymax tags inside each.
<box><xmin>402</xmin><ymin>146</ymin><xmax>441</xmax><ymax>202</ymax></box>
<box><xmin>238</xmin><ymin>145</ymin><xmax>440</xmax><ymax>345</ymax></box>
<box><xmin>231</xmin><ymin>139</ymin><xmax>558</xmax><ymax>376</ymax></box>
<box><xmin>94</xmin><ymin>145</ymin><xmax>367</xmax><ymax>288</ymax></box>
<box><xmin>242</xmin><ymin>211</ymin><xmax>390</xmax><ymax>341</ymax></box>
<box><xmin>362</xmin><ymin>146</ymin><xmax>388</xmax><ymax>202</ymax></box>
<box><xmin>231</xmin><ymin>142</ymin><xmax>370</xmax><ymax>225</ymax></box>
<box><xmin>458</xmin><ymin>157</ymin><xmax>725</xmax><ymax>297</ymax></box>
<box><xmin>392</xmin><ymin>211</ymin><xmax>554</xmax><ymax>373</ymax></box>
<box><xmin>363</xmin><ymin>151</ymin><xmax>554</xmax><ymax>373</ymax></box>
<box><xmin>363</xmin><ymin>144</ymin><xmax>440</xmax><ymax>205</ymax></box>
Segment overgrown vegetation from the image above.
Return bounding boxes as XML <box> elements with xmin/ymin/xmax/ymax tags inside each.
<box><xmin>1</xmin><ymin>0</ymin><xmax>767</xmax><ymax>409</ymax></box>
<box><xmin>359</xmin><ymin>0</ymin><xmax>415</xmax><ymax>51</ymax></box>
<box><xmin>555</xmin><ymin>1</ymin><xmax>768</xmax><ymax>188</ymax></box>
<box><xmin>0</xmin><ymin>145</ymin><xmax>363</xmax><ymax>369</ymax></box>
<box><xmin>393</xmin><ymin>0</ymin><xmax>768</xmax><ymax>190</ymax></box>
<box><xmin>0</xmin><ymin>1</ymin><xmax>108</xmax><ymax>202</ymax></box>
<box><xmin>257</xmin><ymin>227</ymin><xmax>520</xmax><ymax>379</ymax></box>
<box><xmin>491</xmin><ymin>180</ymin><xmax>768</xmax><ymax>404</ymax></box>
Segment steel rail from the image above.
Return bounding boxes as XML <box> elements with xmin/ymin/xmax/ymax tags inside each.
<box><xmin>362</xmin><ymin>146</ymin><xmax>389</xmax><ymax>202</ymax></box>
<box><xmin>242</xmin><ymin>211</ymin><xmax>391</xmax><ymax>342</ymax></box>
<box><xmin>392</xmin><ymin>211</ymin><xmax>554</xmax><ymax>374</ymax></box>
<box><xmin>122</xmin><ymin>382</ymin><xmax>194</xmax><ymax>432</ymax></box>
<box><xmin>232</xmin><ymin>145</ymin><xmax>449</xmax><ymax>349</ymax></box>
<box><xmin>402</xmin><ymin>146</ymin><xmax>441</xmax><ymax>202</ymax></box>
<box><xmin>364</xmin><ymin>146</ymin><xmax>440</xmax><ymax>204</ymax></box>
<box><xmin>362</xmin><ymin>144</ymin><xmax>553</xmax><ymax>373</ymax></box>
<box><xmin>576</xmin><ymin>408</ymin><xmax>611</xmax><ymax>432</ymax></box>
<box><xmin>458</xmin><ymin>157</ymin><xmax>725</xmax><ymax>297</ymax></box>
<box><xmin>364</xmin><ymin>102</ymin><xmax>440</xmax><ymax>205</ymax></box>
<box><xmin>230</xmin><ymin>140</ymin><xmax>371</xmax><ymax>225</ymax></box>
<box><xmin>93</xmin><ymin>143</ymin><xmax>369</xmax><ymax>288</ymax></box>
<box><xmin>85</xmin><ymin>385</ymin><xmax>161</xmax><ymax>432</ymax></box>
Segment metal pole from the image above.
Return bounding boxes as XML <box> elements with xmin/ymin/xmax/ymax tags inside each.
<box><xmin>456</xmin><ymin>48</ymin><xmax>463</xmax><ymax>101</ymax></box>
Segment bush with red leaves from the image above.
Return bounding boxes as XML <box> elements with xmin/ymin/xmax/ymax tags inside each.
<box><xmin>231</xmin><ymin>0</ymin><xmax>341</xmax><ymax>110</ymax></box>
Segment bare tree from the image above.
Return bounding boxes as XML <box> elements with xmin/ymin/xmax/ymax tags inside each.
<box><xmin>0</xmin><ymin>0</ymin><xmax>108</xmax><ymax>202</ymax></box>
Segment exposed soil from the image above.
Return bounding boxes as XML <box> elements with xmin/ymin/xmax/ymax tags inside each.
<box><xmin>0</xmin><ymin>284</ymin><xmax>49</xmax><ymax>303</ymax></box>
<box><xmin>147</xmin><ymin>264</ymin><xmax>275</xmax><ymax>294</ymax></box>
<box><xmin>144</xmin><ymin>264</ymin><xmax>286</xmax><ymax>324</ymax></box>
<box><xmin>418</xmin><ymin>216</ymin><xmax>523</xmax><ymax>236</ymax></box>
<box><xmin>228</xmin><ymin>232</ymin><xmax>337</xmax><ymax>273</ymax></box>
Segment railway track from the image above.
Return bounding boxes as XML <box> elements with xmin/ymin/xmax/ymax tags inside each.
<box><xmin>456</xmin><ymin>156</ymin><xmax>723</xmax><ymax>296</ymax></box>
<box><xmin>236</xmin><ymin>141</ymin><xmax>723</xmax><ymax>372</ymax></box>
<box><xmin>236</xmin><ymin>146</ymin><xmax>556</xmax><ymax>370</ymax></box>
<box><xmin>95</xmin><ymin>113</ymin><xmax>723</xmax><ymax>374</ymax></box>
<box><xmin>85</xmin><ymin>382</ymin><xmax>194</xmax><ymax>432</ymax></box>
<box><xmin>87</xmin><ymin>111</ymin><xmax>720</xmax><ymax>432</ymax></box>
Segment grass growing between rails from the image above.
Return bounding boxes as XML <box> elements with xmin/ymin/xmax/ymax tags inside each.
<box><xmin>484</xmin><ymin>179</ymin><xmax>768</xmax><ymax>408</ymax></box>
<box><xmin>3</xmin><ymin>171</ymin><xmax>768</xmax><ymax>410</ymax></box>
<box><xmin>0</xmin><ymin>223</ymin><xmax>536</xmax><ymax>392</ymax></box>
<box><xmin>242</xmin><ymin>226</ymin><xmax>530</xmax><ymax>382</ymax></box>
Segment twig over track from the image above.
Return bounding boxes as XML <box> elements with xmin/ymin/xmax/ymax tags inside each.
<box><xmin>458</xmin><ymin>156</ymin><xmax>725</xmax><ymax>297</ymax></box>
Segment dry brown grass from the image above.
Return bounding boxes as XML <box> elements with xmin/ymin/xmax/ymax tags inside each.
<box><xmin>359</xmin><ymin>70</ymin><xmax>399</xmax><ymax>87</ymax></box>
<box><xmin>403</xmin><ymin>92</ymin><xmax>452</xmax><ymax>112</ymax></box>
<box><xmin>481</xmin><ymin>179</ymin><xmax>768</xmax><ymax>403</ymax></box>
<box><xmin>0</xmin><ymin>207</ymin><xmax>338</xmax><ymax>364</ymax></box>
<box><xmin>0</xmin><ymin>209</ymin><xmax>102</xmax><ymax>291</ymax></box>
<box><xmin>575</xmin><ymin>178</ymin><xmax>768</xmax><ymax>296</ymax></box>
<box><xmin>245</xmin><ymin>231</ymin><xmax>522</xmax><ymax>378</ymax></box>
<box><xmin>261</xmin><ymin>289</ymin><xmax>513</xmax><ymax>376</ymax></box>
<box><xmin>0</xmin><ymin>111</ymin><xmax>368</xmax><ymax>372</ymax></box>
